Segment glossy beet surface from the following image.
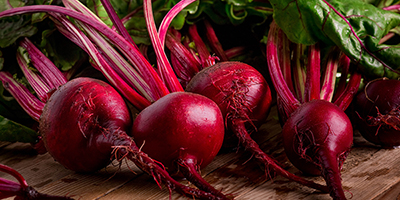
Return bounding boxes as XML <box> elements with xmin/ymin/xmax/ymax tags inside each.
<box><xmin>132</xmin><ymin>92</ymin><xmax>225</xmax><ymax>173</ymax></box>
<box><xmin>283</xmin><ymin>100</ymin><xmax>353</xmax><ymax>175</ymax></box>
<box><xmin>282</xmin><ymin>100</ymin><xmax>352</xmax><ymax>199</ymax></box>
<box><xmin>184</xmin><ymin>62</ymin><xmax>329</xmax><ymax>193</ymax></box>
<box><xmin>186</xmin><ymin>61</ymin><xmax>272</xmax><ymax>128</ymax></box>
<box><xmin>354</xmin><ymin>79</ymin><xmax>400</xmax><ymax>148</ymax></box>
<box><xmin>39</xmin><ymin>77</ymin><xmax>131</xmax><ymax>172</ymax></box>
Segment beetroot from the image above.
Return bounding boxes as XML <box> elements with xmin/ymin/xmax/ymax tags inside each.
<box><xmin>266</xmin><ymin>21</ymin><xmax>362</xmax><ymax>199</ymax></box>
<box><xmin>132</xmin><ymin>92</ymin><xmax>225</xmax><ymax>196</ymax></box>
<box><xmin>39</xmin><ymin>77</ymin><xmax>131</xmax><ymax>172</ymax></box>
<box><xmin>0</xmin><ymin>37</ymin><xmax>225</xmax><ymax>199</ymax></box>
<box><xmin>282</xmin><ymin>100</ymin><xmax>353</xmax><ymax>198</ymax></box>
<box><xmin>186</xmin><ymin>61</ymin><xmax>328</xmax><ymax>192</ymax></box>
<box><xmin>354</xmin><ymin>78</ymin><xmax>400</xmax><ymax>148</ymax></box>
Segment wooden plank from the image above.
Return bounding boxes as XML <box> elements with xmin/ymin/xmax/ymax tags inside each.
<box><xmin>2</xmin><ymin>106</ymin><xmax>400</xmax><ymax>199</ymax></box>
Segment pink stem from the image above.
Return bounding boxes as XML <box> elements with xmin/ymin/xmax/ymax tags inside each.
<box><xmin>292</xmin><ymin>44</ymin><xmax>307</xmax><ymax>103</ymax></box>
<box><xmin>266</xmin><ymin>21</ymin><xmax>300</xmax><ymax>116</ymax></box>
<box><xmin>99</xmin><ymin>0</ymin><xmax>136</xmax><ymax>47</ymax></box>
<box><xmin>158</xmin><ymin>0</ymin><xmax>196</xmax><ymax>48</ymax></box>
<box><xmin>0</xmin><ymin>72</ymin><xmax>44</xmax><ymax>121</ymax></box>
<box><xmin>320</xmin><ymin>48</ymin><xmax>340</xmax><ymax>102</ymax></box>
<box><xmin>334</xmin><ymin>67</ymin><xmax>362</xmax><ymax>111</ymax></box>
<box><xmin>332</xmin><ymin>53</ymin><xmax>351</xmax><ymax>102</ymax></box>
<box><xmin>203</xmin><ymin>19</ymin><xmax>229</xmax><ymax>61</ymax></box>
<box><xmin>304</xmin><ymin>44</ymin><xmax>321</xmax><ymax>102</ymax></box>
<box><xmin>188</xmin><ymin>24</ymin><xmax>217</xmax><ymax>68</ymax></box>
<box><xmin>143</xmin><ymin>0</ymin><xmax>183</xmax><ymax>93</ymax></box>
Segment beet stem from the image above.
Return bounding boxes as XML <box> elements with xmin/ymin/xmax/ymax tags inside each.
<box><xmin>304</xmin><ymin>44</ymin><xmax>321</xmax><ymax>102</ymax></box>
<box><xmin>320</xmin><ymin>47</ymin><xmax>340</xmax><ymax>102</ymax></box>
<box><xmin>158</xmin><ymin>0</ymin><xmax>197</xmax><ymax>48</ymax></box>
<box><xmin>188</xmin><ymin>24</ymin><xmax>217</xmax><ymax>68</ymax></box>
<box><xmin>143</xmin><ymin>0</ymin><xmax>183</xmax><ymax>93</ymax></box>
<box><xmin>99</xmin><ymin>0</ymin><xmax>136</xmax><ymax>47</ymax></box>
<box><xmin>292</xmin><ymin>44</ymin><xmax>307</xmax><ymax>103</ymax></box>
<box><xmin>333</xmin><ymin>67</ymin><xmax>362</xmax><ymax>111</ymax></box>
<box><xmin>332</xmin><ymin>53</ymin><xmax>350</xmax><ymax>102</ymax></box>
<box><xmin>203</xmin><ymin>19</ymin><xmax>229</xmax><ymax>62</ymax></box>
<box><xmin>266</xmin><ymin>21</ymin><xmax>300</xmax><ymax>116</ymax></box>
<box><xmin>0</xmin><ymin>72</ymin><xmax>45</xmax><ymax>121</ymax></box>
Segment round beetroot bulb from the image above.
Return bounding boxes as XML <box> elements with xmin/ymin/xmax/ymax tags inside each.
<box><xmin>354</xmin><ymin>78</ymin><xmax>400</xmax><ymax>148</ymax></box>
<box><xmin>132</xmin><ymin>92</ymin><xmax>225</xmax><ymax>173</ymax></box>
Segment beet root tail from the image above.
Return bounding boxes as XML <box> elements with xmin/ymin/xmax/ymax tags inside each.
<box><xmin>112</xmin><ymin>138</ymin><xmax>226</xmax><ymax>200</ymax></box>
<box><xmin>319</xmin><ymin>149</ymin><xmax>348</xmax><ymax>200</ymax></box>
<box><xmin>177</xmin><ymin>155</ymin><xmax>232</xmax><ymax>199</ymax></box>
<box><xmin>230</xmin><ymin>121</ymin><xmax>329</xmax><ymax>193</ymax></box>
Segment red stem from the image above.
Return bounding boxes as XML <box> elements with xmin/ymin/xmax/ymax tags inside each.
<box><xmin>320</xmin><ymin>48</ymin><xmax>340</xmax><ymax>102</ymax></box>
<box><xmin>19</xmin><ymin>38</ymin><xmax>67</xmax><ymax>89</ymax></box>
<box><xmin>332</xmin><ymin>53</ymin><xmax>351</xmax><ymax>102</ymax></box>
<box><xmin>165</xmin><ymin>31</ymin><xmax>200</xmax><ymax>77</ymax></box>
<box><xmin>292</xmin><ymin>44</ymin><xmax>307</xmax><ymax>103</ymax></box>
<box><xmin>334</xmin><ymin>67</ymin><xmax>362</xmax><ymax>111</ymax></box>
<box><xmin>143</xmin><ymin>0</ymin><xmax>183</xmax><ymax>93</ymax></box>
<box><xmin>99</xmin><ymin>0</ymin><xmax>137</xmax><ymax>47</ymax></box>
<box><xmin>158</xmin><ymin>0</ymin><xmax>197</xmax><ymax>48</ymax></box>
<box><xmin>188</xmin><ymin>24</ymin><xmax>216</xmax><ymax>68</ymax></box>
<box><xmin>266</xmin><ymin>21</ymin><xmax>300</xmax><ymax>116</ymax></box>
<box><xmin>0</xmin><ymin>72</ymin><xmax>44</xmax><ymax>121</ymax></box>
<box><xmin>278</xmin><ymin>31</ymin><xmax>295</xmax><ymax>96</ymax></box>
<box><xmin>224</xmin><ymin>46</ymin><xmax>247</xmax><ymax>60</ymax></box>
<box><xmin>50</xmin><ymin>13</ymin><xmax>151</xmax><ymax>110</ymax></box>
<box><xmin>304</xmin><ymin>44</ymin><xmax>321</xmax><ymax>102</ymax></box>
<box><xmin>203</xmin><ymin>19</ymin><xmax>229</xmax><ymax>62</ymax></box>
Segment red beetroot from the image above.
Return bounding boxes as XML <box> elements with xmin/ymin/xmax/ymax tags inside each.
<box><xmin>132</xmin><ymin>92</ymin><xmax>226</xmax><ymax>197</ymax></box>
<box><xmin>35</xmin><ymin>77</ymin><xmax>225</xmax><ymax>200</ymax></box>
<box><xmin>282</xmin><ymin>100</ymin><xmax>353</xmax><ymax>199</ymax></box>
<box><xmin>39</xmin><ymin>77</ymin><xmax>131</xmax><ymax>172</ymax></box>
<box><xmin>354</xmin><ymin>78</ymin><xmax>400</xmax><ymax>148</ymax></box>
<box><xmin>186</xmin><ymin>61</ymin><xmax>328</xmax><ymax>192</ymax></box>
<box><xmin>266</xmin><ymin>21</ymin><xmax>362</xmax><ymax>200</ymax></box>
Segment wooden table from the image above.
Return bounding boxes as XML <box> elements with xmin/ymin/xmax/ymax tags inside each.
<box><xmin>1</xmin><ymin>106</ymin><xmax>400</xmax><ymax>200</ymax></box>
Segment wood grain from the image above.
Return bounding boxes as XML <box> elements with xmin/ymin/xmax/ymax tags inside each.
<box><xmin>1</xmin><ymin>106</ymin><xmax>400</xmax><ymax>200</ymax></box>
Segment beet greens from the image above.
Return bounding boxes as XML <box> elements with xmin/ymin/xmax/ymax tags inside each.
<box><xmin>269</xmin><ymin>0</ymin><xmax>400</xmax><ymax>79</ymax></box>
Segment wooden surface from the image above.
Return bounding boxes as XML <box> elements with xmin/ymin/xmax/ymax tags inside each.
<box><xmin>1</xmin><ymin>106</ymin><xmax>400</xmax><ymax>200</ymax></box>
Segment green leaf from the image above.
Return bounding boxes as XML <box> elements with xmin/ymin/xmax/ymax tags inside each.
<box><xmin>0</xmin><ymin>0</ymin><xmax>28</xmax><ymax>12</ymax></box>
<box><xmin>0</xmin><ymin>84</ymin><xmax>38</xmax><ymax>143</ymax></box>
<box><xmin>0</xmin><ymin>115</ymin><xmax>38</xmax><ymax>143</ymax></box>
<box><xmin>270</xmin><ymin>0</ymin><xmax>400</xmax><ymax>79</ymax></box>
<box><xmin>86</xmin><ymin>0</ymin><xmax>113</xmax><ymax>27</ymax></box>
<box><xmin>38</xmin><ymin>29</ymin><xmax>85</xmax><ymax>71</ymax></box>
<box><xmin>0</xmin><ymin>15</ymin><xmax>37</xmax><ymax>48</ymax></box>
<box><xmin>191</xmin><ymin>0</ymin><xmax>272</xmax><ymax>26</ymax></box>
